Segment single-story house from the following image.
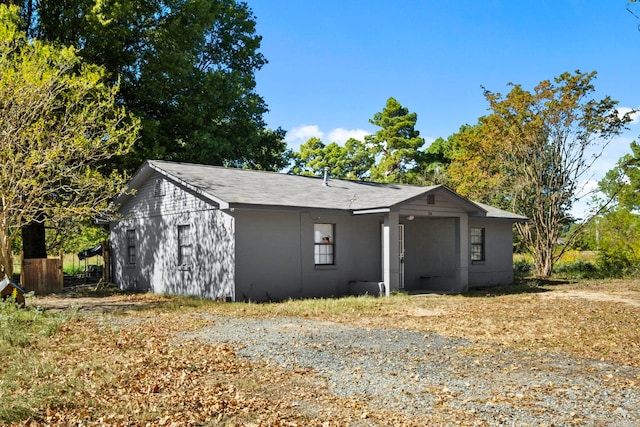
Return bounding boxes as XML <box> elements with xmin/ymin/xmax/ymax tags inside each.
<box><xmin>110</xmin><ymin>160</ymin><xmax>527</xmax><ymax>301</ymax></box>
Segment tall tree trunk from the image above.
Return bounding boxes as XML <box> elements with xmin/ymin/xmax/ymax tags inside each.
<box><xmin>0</xmin><ymin>217</ymin><xmax>13</xmax><ymax>277</ymax></box>
<box><xmin>22</xmin><ymin>221</ymin><xmax>47</xmax><ymax>259</ymax></box>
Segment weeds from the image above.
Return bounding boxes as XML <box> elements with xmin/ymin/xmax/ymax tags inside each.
<box><xmin>0</xmin><ymin>295</ymin><xmax>79</xmax><ymax>347</ymax></box>
<box><xmin>0</xmin><ymin>296</ymin><xmax>81</xmax><ymax>423</ymax></box>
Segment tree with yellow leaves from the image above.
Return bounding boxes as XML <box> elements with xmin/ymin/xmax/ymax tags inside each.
<box><xmin>449</xmin><ymin>71</ymin><xmax>631</xmax><ymax>277</ymax></box>
<box><xmin>0</xmin><ymin>5</ymin><xmax>138</xmax><ymax>275</ymax></box>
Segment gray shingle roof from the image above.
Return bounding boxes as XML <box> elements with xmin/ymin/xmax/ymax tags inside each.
<box><xmin>149</xmin><ymin>160</ymin><xmax>435</xmax><ymax>210</ymax></box>
<box><xmin>131</xmin><ymin>160</ymin><xmax>526</xmax><ymax>220</ymax></box>
<box><xmin>473</xmin><ymin>201</ymin><xmax>528</xmax><ymax>221</ymax></box>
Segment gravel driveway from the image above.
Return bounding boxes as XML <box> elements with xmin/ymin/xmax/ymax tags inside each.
<box><xmin>186</xmin><ymin>315</ymin><xmax>640</xmax><ymax>426</ymax></box>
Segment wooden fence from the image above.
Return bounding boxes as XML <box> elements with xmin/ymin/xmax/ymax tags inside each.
<box><xmin>21</xmin><ymin>252</ymin><xmax>63</xmax><ymax>295</ymax></box>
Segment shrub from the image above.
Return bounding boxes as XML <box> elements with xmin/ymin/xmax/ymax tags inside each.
<box><xmin>513</xmin><ymin>258</ymin><xmax>532</xmax><ymax>276</ymax></box>
<box><xmin>596</xmin><ymin>251</ymin><xmax>640</xmax><ymax>279</ymax></box>
<box><xmin>553</xmin><ymin>260</ymin><xmax>600</xmax><ymax>280</ymax></box>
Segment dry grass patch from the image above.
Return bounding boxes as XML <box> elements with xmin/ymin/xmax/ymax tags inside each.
<box><xmin>5</xmin><ymin>278</ymin><xmax>640</xmax><ymax>425</ymax></box>
<box><xmin>200</xmin><ymin>279</ymin><xmax>640</xmax><ymax>367</ymax></box>
<box><xmin>1</xmin><ymin>302</ymin><xmax>434</xmax><ymax>426</ymax></box>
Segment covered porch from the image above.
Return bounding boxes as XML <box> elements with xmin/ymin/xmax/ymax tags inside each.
<box><xmin>353</xmin><ymin>188</ymin><xmax>489</xmax><ymax>296</ymax></box>
<box><xmin>381</xmin><ymin>211</ymin><xmax>470</xmax><ymax>295</ymax></box>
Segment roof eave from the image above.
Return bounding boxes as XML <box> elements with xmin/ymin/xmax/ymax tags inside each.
<box><xmin>352</xmin><ymin>207</ymin><xmax>391</xmax><ymax>215</ymax></box>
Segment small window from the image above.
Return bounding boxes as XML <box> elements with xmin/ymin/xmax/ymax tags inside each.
<box><xmin>471</xmin><ymin>227</ymin><xmax>485</xmax><ymax>262</ymax></box>
<box><xmin>426</xmin><ymin>194</ymin><xmax>435</xmax><ymax>205</ymax></box>
<box><xmin>126</xmin><ymin>229</ymin><xmax>136</xmax><ymax>265</ymax></box>
<box><xmin>314</xmin><ymin>224</ymin><xmax>334</xmax><ymax>265</ymax></box>
<box><xmin>154</xmin><ymin>178</ymin><xmax>165</xmax><ymax>197</ymax></box>
<box><xmin>178</xmin><ymin>225</ymin><xmax>192</xmax><ymax>266</ymax></box>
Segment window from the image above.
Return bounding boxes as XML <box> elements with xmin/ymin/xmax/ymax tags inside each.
<box><xmin>314</xmin><ymin>224</ymin><xmax>334</xmax><ymax>265</ymax></box>
<box><xmin>154</xmin><ymin>178</ymin><xmax>165</xmax><ymax>196</ymax></box>
<box><xmin>178</xmin><ymin>225</ymin><xmax>192</xmax><ymax>266</ymax></box>
<box><xmin>126</xmin><ymin>229</ymin><xmax>136</xmax><ymax>265</ymax></box>
<box><xmin>471</xmin><ymin>227</ymin><xmax>485</xmax><ymax>262</ymax></box>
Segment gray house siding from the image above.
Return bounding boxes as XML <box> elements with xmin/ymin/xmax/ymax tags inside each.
<box><xmin>468</xmin><ymin>219</ymin><xmax>514</xmax><ymax>287</ymax></box>
<box><xmin>234</xmin><ymin>209</ymin><xmax>381</xmax><ymax>301</ymax></box>
<box><xmin>234</xmin><ymin>209</ymin><xmax>302</xmax><ymax>301</ymax></box>
<box><xmin>111</xmin><ymin>173</ymin><xmax>235</xmax><ymax>300</ymax></box>
<box><xmin>110</xmin><ymin>161</ymin><xmax>526</xmax><ymax>301</ymax></box>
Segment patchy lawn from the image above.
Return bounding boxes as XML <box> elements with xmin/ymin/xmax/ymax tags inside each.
<box><xmin>2</xmin><ymin>279</ymin><xmax>639</xmax><ymax>425</ymax></box>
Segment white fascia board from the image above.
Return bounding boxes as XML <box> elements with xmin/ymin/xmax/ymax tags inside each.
<box><xmin>352</xmin><ymin>207</ymin><xmax>391</xmax><ymax>215</ymax></box>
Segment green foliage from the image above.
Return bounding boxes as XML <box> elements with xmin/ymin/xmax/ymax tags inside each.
<box><xmin>591</xmin><ymin>209</ymin><xmax>640</xmax><ymax>277</ymax></box>
<box><xmin>449</xmin><ymin>71</ymin><xmax>631</xmax><ymax>278</ymax></box>
<box><xmin>289</xmin><ymin>97</ymin><xmax>455</xmax><ymax>185</ymax></box>
<box><xmin>4</xmin><ymin>0</ymin><xmax>287</xmax><ymax>171</ymax></box>
<box><xmin>513</xmin><ymin>258</ymin><xmax>533</xmax><ymax>276</ymax></box>
<box><xmin>56</xmin><ymin>223</ymin><xmax>108</xmax><ymax>255</ymax></box>
<box><xmin>0</xmin><ymin>5</ymin><xmax>138</xmax><ymax>275</ymax></box>
<box><xmin>553</xmin><ymin>260</ymin><xmax>600</xmax><ymax>280</ymax></box>
<box><xmin>365</xmin><ymin>97</ymin><xmax>425</xmax><ymax>183</ymax></box>
<box><xmin>419</xmin><ymin>135</ymin><xmax>456</xmax><ymax>185</ymax></box>
<box><xmin>291</xmin><ymin>137</ymin><xmax>374</xmax><ymax>180</ymax></box>
<box><xmin>599</xmin><ymin>140</ymin><xmax>640</xmax><ymax>210</ymax></box>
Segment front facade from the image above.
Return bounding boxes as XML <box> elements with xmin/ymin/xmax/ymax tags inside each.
<box><xmin>110</xmin><ymin>161</ymin><xmax>526</xmax><ymax>301</ymax></box>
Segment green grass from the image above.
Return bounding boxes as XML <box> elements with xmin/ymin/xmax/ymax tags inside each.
<box><xmin>0</xmin><ymin>296</ymin><xmax>81</xmax><ymax>423</ymax></box>
<box><xmin>0</xmin><ymin>295</ymin><xmax>77</xmax><ymax>347</ymax></box>
<box><xmin>10</xmin><ymin>253</ymin><xmax>104</xmax><ymax>276</ymax></box>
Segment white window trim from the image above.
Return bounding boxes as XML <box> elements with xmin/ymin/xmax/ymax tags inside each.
<box><xmin>314</xmin><ymin>223</ymin><xmax>335</xmax><ymax>266</ymax></box>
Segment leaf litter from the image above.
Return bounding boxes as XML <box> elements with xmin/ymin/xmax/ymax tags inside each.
<box><xmin>5</xmin><ymin>279</ymin><xmax>640</xmax><ymax>425</ymax></box>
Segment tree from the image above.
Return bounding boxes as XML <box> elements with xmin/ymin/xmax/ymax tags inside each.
<box><xmin>291</xmin><ymin>137</ymin><xmax>328</xmax><ymax>177</ymax></box>
<box><xmin>447</xmin><ymin>121</ymin><xmax>518</xmax><ymax>207</ymax></box>
<box><xmin>365</xmin><ymin>97</ymin><xmax>425</xmax><ymax>183</ymax></box>
<box><xmin>342</xmin><ymin>137</ymin><xmax>375</xmax><ymax>180</ymax></box>
<box><xmin>588</xmin><ymin>210</ymin><xmax>640</xmax><ymax>277</ymax></box>
<box><xmin>0</xmin><ymin>5</ymin><xmax>138</xmax><ymax>275</ymax></box>
<box><xmin>3</xmin><ymin>0</ymin><xmax>286</xmax><ymax>171</ymax></box>
<box><xmin>451</xmin><ymin>71</ymin><xmax>631</xmax><ymax>277</ymax></box>
<box><xmin>290</xmin><ymin>137</ymin><xmax>374</xmax><ymax>180</ymax></box>
<box><xmin>419</xmin><ymin>136</ymin><xmax>454</xmax><ymax>185</ymax></box>
<box><xmin>599</xmin><ymin>140</ymin><xmax>640</xmax><ymax>211</ymax></box>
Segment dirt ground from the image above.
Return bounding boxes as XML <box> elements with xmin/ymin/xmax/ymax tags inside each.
<box><xmin>539</xmin><ymin>288</ymin><xmax>640</xmax><ymax>307</ymax></box>
<box><xmin>10</xmin><ymin>280</ymin><xmax>640</xmax><ymax>426</ymax></box>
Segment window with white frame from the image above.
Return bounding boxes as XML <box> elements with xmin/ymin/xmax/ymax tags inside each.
<box><xmin>178</xmin><ymin>225</ymin><xmax>192</xmax><ymax>266</ymax></box>
<box><xmin>314</xmin><ymin>224</ymin><xmax>334</xmax><ymax>265</ymax></box>
<box><xmin>471</xmin><ymin>227</ymin><xmax>485</xmax><ymax>262</ymax></box>
<box><xmin>126</xmin><ymin>229</ymin><xmax>136</xmax><ymax>265</ymax></box>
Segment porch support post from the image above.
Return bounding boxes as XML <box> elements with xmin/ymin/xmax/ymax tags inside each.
<box><xmin>455</xmin><ymin>215</ymin><xmax>469</xmax><ymax>292</ymax></box>
<box><xmin>383</xmin><ymin>211</ymin><xmax>400</xmax><ymax>296</ymax></box>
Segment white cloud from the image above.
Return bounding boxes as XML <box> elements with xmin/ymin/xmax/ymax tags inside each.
<box><xmin>284</xmin><ymin>125</ymin><xmax>372</xmax><ymax>151</ymax></box>
<box><xmin>618</xmin><ymin>107</ymin><xmax>640</xmax><ymax>124</ymax></box>
<box><xmin>326</xmin><ymin>128</ymin><xmax>370</xmax><ymax>145</ymax></box>
<box><xmin>286</xmin><ymin>125</ymin><xmax>324</xmax><ymax>144</ymax></box>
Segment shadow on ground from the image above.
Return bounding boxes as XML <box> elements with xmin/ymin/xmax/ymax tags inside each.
<box><xmin>464</xmin><ymin>277</ymin><xmax>573</xmax><ymax>297</ymax></box>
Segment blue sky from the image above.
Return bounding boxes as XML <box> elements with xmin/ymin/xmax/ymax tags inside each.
<box><xmin>247</xmin><ymin>1</ymin><xmax>640</xmax><ymax>212</ymax></box>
